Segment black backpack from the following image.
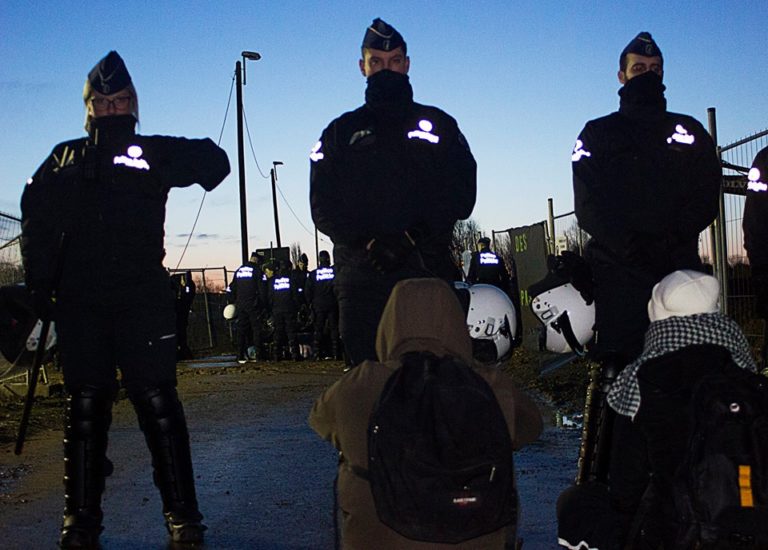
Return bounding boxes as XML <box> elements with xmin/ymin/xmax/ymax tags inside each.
<box><xmin>366</xmin><ymin>351</ymin><xmax>517</xmax><ymax>543</ymax></box>
<box><xmin>674</xmin><ymin>366</ymin><xmax>768</xmax><ymax>547</ymax></box>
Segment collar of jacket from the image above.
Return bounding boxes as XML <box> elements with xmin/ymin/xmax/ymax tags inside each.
<box><xmin>618</xmin><ymin>71</ymin><xmax>667</xmax><ymax>122</ymax></box>
<box><xmin>364</xmin><ymin>70</ymin><xmax>414</xmax><ymax>120</ymax></box>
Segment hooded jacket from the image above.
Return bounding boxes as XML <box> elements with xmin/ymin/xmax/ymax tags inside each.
<box><xmin>309</xmin><ymin>278</ymin><xmax>542</xmax><ymax>549</ymax></box>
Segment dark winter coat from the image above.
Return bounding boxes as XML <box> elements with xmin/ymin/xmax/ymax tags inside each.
<box><xmin>21</xmin><ymin>115</ymin><xmax>230</xmax><ymax>307</ymax></box>
<box><xmin>744</xmin><ymin>146</ymin><xmax>768</xmax><ymax>271</ymax></box>
<box><xmin>305</xmin><ymin>265</ymin><xmax>336</xmax><ymax>312</ymax></box>
<box><xmin>466</xmin><ymin>249</ymin><xmax>511</xmax><ymax>290</ymax></box>
<box><xmin>309</xmin><ymin>278</ymin><xmax>542</xmax><ymax>550</ymax></box>
<box><xmin>309</xmin><ymin>71</ymin><xmax>476</xmax><ymax>273</ymax></box>
<box><xmin>229</xmin><ymin>261</ymin><xmax>265</xmax><ymax>310</ymax></box>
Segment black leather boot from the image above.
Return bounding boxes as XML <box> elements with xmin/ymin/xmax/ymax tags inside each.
<box><xmin>130</xmin><ymin>386</ymin><xmax>205</xmax><ymax>545</ymax></box>
<box><xmin>59</xmin><ymin>387</ymin><xmax>112</xmax><ymax>549</ymax></box>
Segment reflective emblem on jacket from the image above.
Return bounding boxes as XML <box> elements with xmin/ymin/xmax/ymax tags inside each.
<box><xmin>236</xmin><ymin>266</ymin><xmax>254</xmax><ymax>279</ymax></box>
<box><xmin>479</xmin><ymin>252</ymin><xmax>500</xmax><ymax>265</ymax></box>
<box><xmin>316</xmin><ymin>267</ymin><xmax>335</xmax><ymax>281</ymax></box>
<box><xmin>273</xmin><ymin>276</ymin><xmax>291</xmax><ymax>291</ymax></box>
<box><xmin>113</xmin><ymin>145</ymin><xmax>150</xmax><ymax>171</ymax></box>
<box><xmin>666</xmin><ymin>124</ymin><xmax>695</xmax><ymax>145</ymax></box>
<box><xmin>407</xmin><ymin>119</ymin><xmax>440</xmax><ymax>144</ymax></box>
<box><xmin>571</xmin><ymin>139</ymin><xmax>591</xmax><ymax>162</ymax></box>
<box><xmin>748</xmin><ymin>167</ymin><xmax>767</xmax><ymax>193</ymax></box>
<box><xmin>309</xmin><ymin>141</ymin><xmax>324</xmax><ymax>162</ymax></box>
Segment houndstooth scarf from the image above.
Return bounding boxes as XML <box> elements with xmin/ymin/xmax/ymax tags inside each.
<box><xmin>607</xmin><ymin>313</ymin><xmax>757</xmax><ymax>418</ymax></box>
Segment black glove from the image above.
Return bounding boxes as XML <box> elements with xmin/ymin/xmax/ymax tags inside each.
<box><xmin>366</xmin><ymin>232</ymin><xmax>416</xmax><ymax>273</ymax></box>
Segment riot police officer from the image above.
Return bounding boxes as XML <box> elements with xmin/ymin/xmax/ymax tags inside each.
<box><xmin>171</xmin><ymin>271</ymin><xmax>196</xmax><ymax>360</ymax></box>
<box><xmin>310</xmin><ymin>18</ymin><xmax>476</xmax><ymax>365</ymax></box>
<box><xmin>20</xmin><ymin>51</ymin><xmax>230</xmax><ymax>548</ymax></box>
<box><xmin>572</xmin><ymin>32</ymin><xmax>720</xmax><ymax>365</ymax></box>
<box><xmin>268</xmin><ymin>260</ymin><xmax>300</xmax><ymax>361</ymax></box>
<box><xmin>466</xmin><ymin>237</ymin><xmax>512</xmax><ymax>291</ymax></box>
<box><xmin>744</xmin><ymin>146</ymin><xmax>768</xmax><ymax>321</ymax></box>
<box><xmin>228</xmin><ymin>251</ymin><xmax>267</xmax><ymax>363</ymax></box>
<box><xmin>305</xmin><ymin>250</ymin><xmax>340</xmax><ymax>360</ymax></box>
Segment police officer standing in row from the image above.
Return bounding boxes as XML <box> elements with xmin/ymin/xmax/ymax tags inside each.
<box><xmin>20</xmin><ymin>52</ymin><xmax>230</xmax><ymax>548</ymax></box>
<box><xmin>229</xmin><ymin>251</ymin><xmax>267</xmax><ymax>364</ymax></box>
<box><xmin>310</xmin><ymin>18</ymin><xmax>477</xmax><ymax>365</ymax></box>
<box><xmin>569</xmin><ymin>31</ymin><xmax>721</xmax><ymax>496</ymax></box>
<box><xmin>572</xmin><ymin>32</ymin><xmax>720</xmax><ymax>368</ymax></box>
<box><xmin>744</xmin><ymin>146</ymin><xmax>768</xmax><ymax>325</ymax></box>
<box><xmin>305</xmin><ymin>250</ymin><xmax>340</xmax><ymax>360</ymax></box>
<box><xmin>171</xmin><ymin>270</ymin><xmax>196</xmax><ymax>361</ymax></box>
<box><xmin>268</xmin><ymin>260</ymin><xmax>301</xmax><ymax>361</ymax></box>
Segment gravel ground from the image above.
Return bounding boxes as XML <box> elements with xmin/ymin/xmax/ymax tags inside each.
<box><xmin>0</xmin><ymin>354</ymin><xmax>584</xmax><ymax>549</ymax></box>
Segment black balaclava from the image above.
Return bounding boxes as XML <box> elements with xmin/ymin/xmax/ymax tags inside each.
<box><xmin>619</xmin><ymin>71</ymin><xmax>666</xmax><ymax>121</ymax></box>
<box><xmin>365</xmin><ymin>70</ymin><xmax>413</xmax><ymax>117</ymax></box>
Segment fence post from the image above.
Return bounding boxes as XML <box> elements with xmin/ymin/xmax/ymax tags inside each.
<box><xmin>547</xmin><ymin>198</ymin><xmax>556</xmax><ymax>255</ymax></box>
<box><xmin>201</xmin><ymin>269</ymin><xmax>215</xmax><ymax>348</ymax></box>
<box><xmin>707</xmin><ymin>107</ymin><xmax>729</xmax><ymax>315</ymax></box>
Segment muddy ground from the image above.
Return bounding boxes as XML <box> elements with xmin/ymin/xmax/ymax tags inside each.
<box><xmin>0</xmin><ymin>350</ymin><xmax>588</xmax><ymax>549</ymax></box>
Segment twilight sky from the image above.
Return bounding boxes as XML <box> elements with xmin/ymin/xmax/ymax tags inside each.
<box><xmin>2</xmin><ymin>0</ymin><xmax>766</xmax><ymax>272</ymax></box>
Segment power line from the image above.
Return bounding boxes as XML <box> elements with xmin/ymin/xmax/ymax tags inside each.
<box><xmin>242</xmin><ymin>106</ymin><xmax>269</xmax><ymax>179</ymax></box>
<box><xmin>174</xmin><ymin>75</ymin><xmax>236</xmax><ymax>270</ymax></box>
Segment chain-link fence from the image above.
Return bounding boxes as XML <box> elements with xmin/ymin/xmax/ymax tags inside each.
<box><xmin>0</xmin><ymin>211</ymin><xmax>23</xmax><ymax>286</ymax></box>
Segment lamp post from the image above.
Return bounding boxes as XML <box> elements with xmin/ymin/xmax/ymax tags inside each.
<box><xmin>270</xmin><ymin>161</ymin><xmax>284</xmax><ymax>248</ymax></box>
<box><xmin>236</xmin><ymin>50</ymin><xmax>261</xmax><ymax>264</ymax></box>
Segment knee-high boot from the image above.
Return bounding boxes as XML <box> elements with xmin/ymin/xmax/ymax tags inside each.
<box><xmin>130</xmin><ymin>385</ymin><xmax>205</xmax><ymax>545</ymax></box>
<box><xmin>59</xmin><ymin>387</ymin><xmax>112</xmax><ymax>549</ymax></box>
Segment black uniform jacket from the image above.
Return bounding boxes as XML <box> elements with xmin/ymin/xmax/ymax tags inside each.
<box><xmin>305</xmin><ymin>265</ymin><xmax>336</xmax><ymax>311</ymax></box>
<box><xmin>744</xmin><ymin>146</ymin><xmax>768</xmax><ymax>272</ymax></box>
<box><xmin>572</xmin><ymin>74</ymin><xmax>720</xmax><ymax>273</ymax></box>
<box><xmin>466</xmin><ymin>249</ymin><xmax>511</xmax><ymax>288</ymax></box>
<box><xmin>269</xmin><ymin>274</ymin><xmax>299</xmax><ymax>314</ymax></box>
<box><xmin>21</xmin><ymin>115</ymin><xmax>230</xmax><ymax>306</ymax></box>
<box><xmin>229</xmin><ymin>261</ymin><xmax>265</xmax><ymax>310</ymax></box>
<box><xmin>309</xmin><ymin>71</ymin><xmax>476</xmax><ymax>269</ymax></box>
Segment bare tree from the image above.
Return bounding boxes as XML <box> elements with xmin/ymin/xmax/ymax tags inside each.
<box><xmin>451</xmin><ymin>218</ymin><xmax>482</xmax><ymax>266</ymax></box>
<box><xmin>290</xmin><ymin>242</ymin><xmax>303</xmax><ymax>267</ymax></box>
<box><xmin>561</xmin><ymin>219</ymin><xmax>590</xmax><ymax>254</ymax></box>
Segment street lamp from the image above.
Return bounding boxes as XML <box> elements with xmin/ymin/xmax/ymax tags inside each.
<box><xmin>236</xmin><ymin>50</ymin><xmax>261</xmax><ymax>264</ymax></box>
<box><xmin>270</xmin><ymin>161</ymin><xmax>284</xmax><ymax>248</ymax></box>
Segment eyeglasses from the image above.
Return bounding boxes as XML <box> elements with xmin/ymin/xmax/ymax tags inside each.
<box><xmin>90</xmin><ymin>95</ymin><xmax>132</xmax><ymax>110</ymax></box>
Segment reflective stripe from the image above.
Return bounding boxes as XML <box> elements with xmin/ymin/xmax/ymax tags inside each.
<box><xmin>316</xmin><ymin>267</ymin><xmax>335</xmax><ymax>281</ymax></box>
<box><xmin>571</xmin><ymin>139</ymin><xmax>591</xmax><ymax>162</ymax></box>
<box><xmin>739</xmin><ymin>465</ymin><xmax>754</xmax><ymax>507</ymax></box>
<box><xmin>666</xmin><ymin>124</ymin><xmax>695</xmax><ymax>145</ymax></box>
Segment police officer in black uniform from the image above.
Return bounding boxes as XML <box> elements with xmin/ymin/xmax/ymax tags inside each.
<box><xmin>305</xmin><ymin>250</ymin><xmax>340</xmax><ymax>360</ymax></box>
<box><xmin>744</xmin><ymin>147</ymin><xmax>768</xmax><ymax>321</ymax></box>
<box><xmin>229</xmin><ymin>251</ymin><xmax>267</xmax><ymax>363</ymax></box>
<box><xmin>310</xmin><ymin>18</ymin><xmax>476</xmax><ymax>366</ymax></box>
<box><xmin>572</xmin><ymin>32</ymin><xmax>720</xmax><ymax>365</ymax></box>
<box><xmin>20</xmin><ymin>51</ymin><xmax>230</xmax><ymax>548</ymax></box>
<box><xmin>466</xmin><ymin>237</ymin><xmax>512</xmax><ymax>290</ymax></box>
<box><xmin>268</xmin><ymin>260</ymin><xmax>300</xmax><ymax>361</ymax></box>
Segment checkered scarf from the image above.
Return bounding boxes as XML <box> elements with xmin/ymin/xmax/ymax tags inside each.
<box><xmin>607</xmin><ymin>313</ymin><xmax>757</xmax><ymax>418</ymax></box>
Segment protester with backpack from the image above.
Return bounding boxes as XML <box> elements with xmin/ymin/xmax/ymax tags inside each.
<box><xmin>309</xmin><ymin>278</ymin><xmax>542</xmax><ymax>549</ymax></box>
<box><xmin>558</xmin><ymin>270</ymin><xmax>764</xmax><ymax>549</ymax></box>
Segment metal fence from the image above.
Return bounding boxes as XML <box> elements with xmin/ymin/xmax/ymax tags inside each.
<box><xmin>0</xmin><ymin>211</ymin><xmax>23</xmax><ymax>286</ymax></box>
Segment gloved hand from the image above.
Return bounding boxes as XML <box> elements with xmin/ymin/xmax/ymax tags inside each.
<box><xmin>366</xmin><ymin>232</ymin><xmax>416</xmax><ymax>273</ymax></box>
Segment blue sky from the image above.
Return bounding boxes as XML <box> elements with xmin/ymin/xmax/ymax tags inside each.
<box><xmin>1</xmin><ymin>1</ymin><xmax>766</xmax><ymax>272</ymax></box>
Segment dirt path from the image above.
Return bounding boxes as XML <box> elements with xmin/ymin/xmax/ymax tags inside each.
<box><xmin>0</xmin><ymin>360</ymin><xmax>579</xmax><ymax>549</ymax></box>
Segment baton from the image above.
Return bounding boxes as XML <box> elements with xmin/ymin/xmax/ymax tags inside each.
<box><xmin>14</xmin><ymin>317</ymin><xmax>51</xmax><ymax>455</ymax></box>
